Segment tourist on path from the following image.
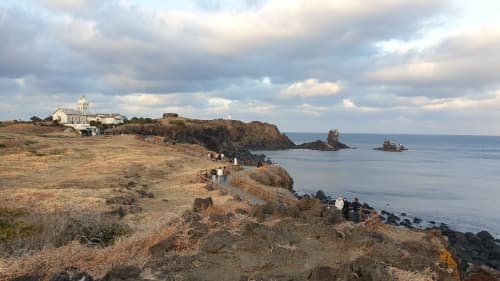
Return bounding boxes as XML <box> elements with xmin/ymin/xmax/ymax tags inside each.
<box><xmin>223</xmin><ymin>166</ymin><xmax>229</xmax><ymax>183</ymax></box>
<box><xmin>334</xmin><ymin>197</ymin><xmax>344</xmax><ymax>210</ymax></box>
<box><xmin>352</xmin><ymin>197</ymin><xmax>360</xmax><ymax>223</ymax></box>
<box><xmin>217</xmin><ymin>167</ymin><xmax>223</xmax><ymax>183</ymax></box>
<box><xmin>342</xmin><ymin>198</ymin><xmax>350</xmax><ymax>220</ymax></box>
<box><xmin>221</xmin><ymin>153</ymin><xmax>225</xmax><ymax>162</ymax></box>
<box><xmin>233</xmin><ymin>157</ymin><xmax>238</xmax><ymax>167</ymax></box>
<box><xmin>210</xmin><ymin>168</ymin><xmax>217</xmax><ymax>183</ymax></box>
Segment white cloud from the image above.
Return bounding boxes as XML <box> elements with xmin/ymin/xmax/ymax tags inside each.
<box><xmin>342</xmin><ymin>98</ymin><xmax>380</xmax><ymax>112</ymax></box>
<box><xmin>281</xmin><ymin>79</ymin><xmax>341</xmax><ymax>98</ymax></box>
<box><xmin>297</xmin><ymin>103</ymin><xmax>329</xmax><ymax>116</ymax></box>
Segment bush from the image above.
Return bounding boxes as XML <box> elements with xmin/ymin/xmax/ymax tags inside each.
<box><xmin>30</xmin><ymin>116</ymin><xmax>42</xmax><ymax>123</ymax></box>
<box><xmin>24</xmin><ymin>140</ymin><xmax>37</xmax><ymax>146</ymax></box>
<box><xmin>0</xmin><ymin>143</ymin><xmax>6</xmax><ymax>149</ymax></box>
<box><xmin>126</xmin><ymin>117</ymin><xmax>157</xmax><ymax>124</ymax></box>
<box><xmin>0</xmin><ymin>208</ymin><xmax>130</xmax><ymax>257</ymax></box>
<box><xmin>169</xmin><ymin>120</ymin><xmax>187</xmax><ymax>128</ymax></box>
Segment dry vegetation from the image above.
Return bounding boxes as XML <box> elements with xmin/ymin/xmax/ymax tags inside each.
<box><xmin>0</xmin><ymin>123</ymin><xmax>234</xmax><ymax>279</ymax></box>
<box><xmin>0</xmin><ymin>124</ymin><xmax>465</xmax><ymax>281</ymax></box>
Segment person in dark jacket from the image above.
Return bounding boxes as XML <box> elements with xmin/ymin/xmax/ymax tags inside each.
<box><xmin>352</xmin><ymin>197</ymin><xmax>360</xmax><ymax>223</ymax></box>
<box><xmin>342</xmin><ymin>198</ymin><xmax>350</xmax><ymax>220</ymax></box>
<box><xmin>210</xmin><ymin>168</ymin><xmax>217</xmax><ymax>183</ymax></box>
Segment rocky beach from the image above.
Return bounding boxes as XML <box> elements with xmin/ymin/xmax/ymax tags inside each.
<box><xmin>1</xmin><ymin>121</ymin><xmax>499</xmax><ymax>281</ymax></box>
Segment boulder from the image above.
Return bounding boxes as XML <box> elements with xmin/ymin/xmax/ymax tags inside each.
<box><xmin>477</xmin><ymin>230</ymin><xmax>494</xmax><ymax>241</ymax></box>
<box><xmin>49</xmin><ymin>268</ymin><xmax>94</xmax><ymax>281</ymax></box>
<box><xmin>308</xmin><ymin>266</ymin><xmax>338</xmax><ymax>281</ymax></box>
<box><xmin>188</xmin><ymin>221</ymin><xmax>209</xmax><ymax>240</ymax></box>
<box><xmin>192</xmin><ymin>197</ymin><xmax>213</xmax><ymax>212</ymax></box>
<box><xmin>105</xmin><ymin>195</ymin><xmax>136</xmax><ymax>205</ymax></box>
<box><xmin>101</xmin><ymin>265</ymin><xmax>142</xmax><ymax>281</ymax></box>
<box><xmin>148</xmin><ymin>234</ymin><xmax>176</xmax><ymax>257</ymax></box>
<box><xmin>10</xmin><ymin>276</ymin><xmax>41</xmax><ymax>281</ymax></box>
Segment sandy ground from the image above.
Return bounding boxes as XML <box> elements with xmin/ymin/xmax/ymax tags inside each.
<box><xmin>0</xmin><ymin>124</ymin><xmax>230</xmax><ymax>220</ymax></box>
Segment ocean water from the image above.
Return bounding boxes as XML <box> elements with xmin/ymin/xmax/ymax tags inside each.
<box><xmin>257</xmin><ymin>133</ymin><xmax>500</xmax><ymax>237</ymax></box>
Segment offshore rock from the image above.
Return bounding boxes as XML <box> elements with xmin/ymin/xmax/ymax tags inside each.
<box><xmin>294</xmin><ymin>129</ymin><xmax>349</xmax><ymax>151</ymax></box>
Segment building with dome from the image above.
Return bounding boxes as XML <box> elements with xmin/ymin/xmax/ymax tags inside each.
<box><xmin>52</xmin><ymin>96</ymin><xmax>125</xmax><ymax>126</ymax></box>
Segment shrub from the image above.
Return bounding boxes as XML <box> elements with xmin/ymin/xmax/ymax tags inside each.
<box><xmin>0</xmin><ymin>209</ymin><xmax>130</xmax><ymax>257</ymax></box>
<box><xmin>30</xmin><ymin>116</ymin><xmax>42</xmax><ymax>123</ymax></box>
<box><xmin>0</xmin><ymin>143</ymin><xmax>6</xmax><ymax>149</ymax></box>
<box><xmin>24</xmin><ymin>140</ymin><xmax>37</xmax><ymax>146</ymax></box>
<box><xmin>169</xmin><ymin>120</ymin><xmax>187</xmax><ymax>128</ymax></box>
<box><xmin>29</xmin><ymin>150</ymin><xmax>46</xmax><ymax>157</ymax></box>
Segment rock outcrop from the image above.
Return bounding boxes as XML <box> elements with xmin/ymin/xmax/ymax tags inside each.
<box><xmin>438</xmin><ymin>224</ymin><xmax>500</xmax><ymax>277</ymax></box>
<box><xmin>374</xmin><ymin>140</ymin><xmax>407</xmax><ymax>152</ymax></box>
<box><xmin>103</xmin><ymin>117</ymin><xmax>295</xmax><ymax>163</ymax></box>
<box><xmin>294</xmin><ymin>129</ymin><xmax>349</xmax><ymax>151</ymax></box>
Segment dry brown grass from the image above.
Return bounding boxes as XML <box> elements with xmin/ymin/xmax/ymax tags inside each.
<box><xmin>1</xmin><ymin>220</ymin><xmax>177</xmax><ymax>281</ymax></box>
<box><xmin>230</xmin><ymin>170</ymin><xmax>297</xmax><ymax>206</ymax></box>
<box><xmin>245</xmin><ymin>165</ymin><xmax>293</xmax><ymax>190</ymax></box>
<box><xmin>388</xmin><ymin>266</ymin><xmax>439</xmax><ymax>281</ymax></box>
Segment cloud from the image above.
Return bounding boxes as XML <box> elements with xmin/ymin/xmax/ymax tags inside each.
<box><xmin>342</xmin><ymin>99</ymin><xmax>379</xmax><ymax>113</ymax></box>
<box><xmin>367</xmin><ymin>26</ymin><xmax>500</xmax><ymax>92</ymax></box>
<box><xmin>297</xmin><ymin>103</ymin><xmax>329</xmax><ymax>116</ymax></box>
<box><xmin>281</xmin><ymin>79</ymin><xmax>341</xmax><ymax>98</ymax></box>
<box><xmin>3</xmin><ymin>0</ymin><xmax>500</xmax><ymax>134</ymax></box>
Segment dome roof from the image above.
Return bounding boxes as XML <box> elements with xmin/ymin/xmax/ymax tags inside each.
<box><xmin>77</xmin><ymin>96</ymin><xmax>89</xmax><ymax>104</ymax></box>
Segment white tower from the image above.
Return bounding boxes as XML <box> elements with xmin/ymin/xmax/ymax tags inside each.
<box><xmin>76</xmin><ymin>96</ymin><xmax>89</xmax><ymax>114</ymax></box>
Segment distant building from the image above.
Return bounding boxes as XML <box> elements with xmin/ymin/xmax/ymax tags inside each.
<box><xmin>163</xmin><ymin>113</ymin><xmax>179</xmax><ymax>118</ymax></box>
<box><xmin>87</xmin><ymin>113</ymin><xmax>125</xmax><ymax>125</ymax></box>
<box><xmin>52</xmin><ymin>96</ymin><xmax>125</xmax><ymax>125</ymax></box>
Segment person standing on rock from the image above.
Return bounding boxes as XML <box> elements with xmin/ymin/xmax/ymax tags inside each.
<box><xmin>352</xmin><ymin>197</ymin><xmax>360</xmax><ymax>223</ymax></box>
<box><xmin>223</xmin><ymin>166</ymin><xmax>229</xmax><ymax>183</ymax></box>
<box><xmin>335</xmin><ymin>197</ymin><xmax>344</xmax><ymax>210</ymax></box>
<box><xmin>210</xmin><ymin>168</ymin><xmax>217</xmax><ymax>183</ymax></box>
<box><xmin>217</xmin><ymin>167</ymin><xmax>223</xmax><ymax>183</ymax></box>
<box><xmin>233</xmin><ymin>157</ymin><xmax>238</xmax><ymax>168</ymax></box>
<box><xmin>342</xmin><ymin>198</ymin><xmax>350</xmax><ymax>220</ymax></box>
<box><xmin>221</xmin><ymin>153</ymin><xmax>225</xmax><ymax>162</ymax></box>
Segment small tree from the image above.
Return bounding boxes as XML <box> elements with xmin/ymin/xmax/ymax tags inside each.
<box><xmin>43</xmin><ymin>116</ymin><xmax>53</xmax><ymax>122</ymax></box>
<box><xmin>30</xmin><ymin>116</ymin><xmax>42</xmax><ymax>123</ymax></box>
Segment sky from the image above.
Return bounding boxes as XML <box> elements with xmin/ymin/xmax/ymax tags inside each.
<box><xmin>1</xmin><ymin>0</ymin><xmax>500</xmax><ymax>135</ymax></box>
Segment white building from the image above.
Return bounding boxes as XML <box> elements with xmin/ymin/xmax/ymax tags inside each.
<box><xmin>52</xmin><ymin>96</ymin><xmax>125</xmax><ymax>125</ymax></box>
<box><xmin>87</xmin><ymin>113</ymin><xmax>124</xmax><ymax>125</ymax></box>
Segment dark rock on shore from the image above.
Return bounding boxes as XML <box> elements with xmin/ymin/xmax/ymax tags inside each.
<box><xmin>294</xmin><ymin>129</ymin><xmax>349</xmax><ymax>151</ymax></box>
<box><xmin>438</xmin><ymin>224</ymin><xmax>500</xmax><ymax>276</ymax></box>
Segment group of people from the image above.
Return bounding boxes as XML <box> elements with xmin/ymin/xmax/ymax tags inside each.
<box><xmin>207</xmin><ymin>152</ymin><xmax>225</xmax><ymax>162</ymax></box>
<box><xmin>334</xmin><ymin>196</ymin><xmax>360</xmax><ymax>223</ymax></box>
<box><xmin>210</xmin><ymin>166</ymin><xmax>230</xmax><ymax>184</ymax></box>
<box><xmin>207</xmin><ymin>152</ymin><xmax>238</xmax><ymax>168</ymax></box>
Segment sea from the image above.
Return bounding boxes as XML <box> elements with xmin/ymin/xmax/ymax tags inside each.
<box><xmin>256</xmin><ymin>133</ymin><xmax>500</xmax><ymax>237</ymax></box>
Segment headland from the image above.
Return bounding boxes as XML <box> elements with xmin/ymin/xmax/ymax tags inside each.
<box><xmin>0</xmin><ymin>120</ymin><xmax>498</xmax><ymax>281</ymax></box>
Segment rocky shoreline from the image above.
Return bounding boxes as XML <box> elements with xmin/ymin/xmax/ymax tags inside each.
<box><xmin>295</xmin><ymin>187</ymin><xmax>500</xmax><ymax>279</ymax></box>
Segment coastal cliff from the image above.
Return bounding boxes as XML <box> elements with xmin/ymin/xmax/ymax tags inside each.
<box><xmin>104</xmin><ymin>117</ymin><xmax>295</xmax><ymax>162</ymax></box>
